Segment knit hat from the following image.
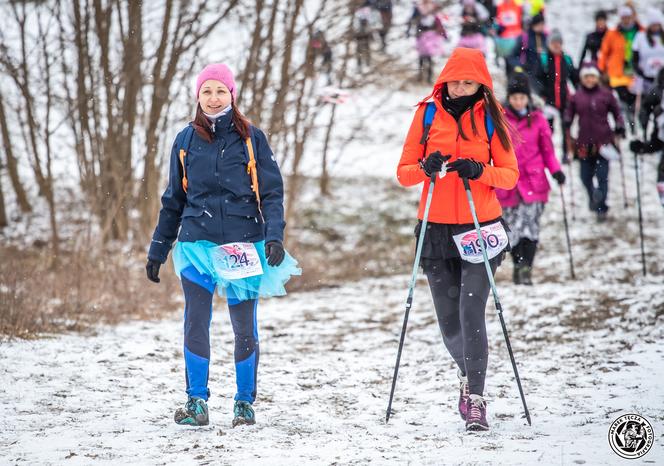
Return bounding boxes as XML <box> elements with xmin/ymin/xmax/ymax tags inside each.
<box><xmin>617</xmin><ymin>6</ymin><xmax>633</xmax><ymax>18</ymax></box>
<box><xmin>579</xmin><ymin>62</ymin><xmax>600</xmax><ymax>77</ymax></box>
<box><xmin>195</xmin><ymin>63</ymin><xmax>237</xmax><ymax>100</ymax></box>
<box><xmin>547</xmin><ymin>28</ymin><xmax>563</xmax><ymax>45</ymax></box>
<box><xmin>645</xmin><ymin>8</ymin><xmax>664</xmax><ymax>27</ymax></box>
<box><xmin>507</xmin><ymin>72</ymin><xmax>531</xmax><ymax>97</ymax></box>
<box><xmin>530</xmin><ymin>12</ymin><xmax>545</xmax><ymax>27</ymax></box>
<box><xmin>594</xmin><ymin>10</ymin><xmax>607</xmax><ymax>21</ymax></box>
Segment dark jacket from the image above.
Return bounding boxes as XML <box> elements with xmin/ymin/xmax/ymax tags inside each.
<box><xmin>639</xmin><ymin>69</ymin><xmax>664</xmax><ymax>151</ymax></box>
<box><xmin>148</xmin><ymin>112</ymin><xmax>285</xmax><ymax>264</ymax></box>
<box><xmin>509</xmin><ymin>29</ymin><xmax>547</xmax><ymax>78</ymax></box>
<box><xmin>564</xmin><ymin>84</ymin><xmax>624</xmax><ymax>147</ymax></box>
<box><xmin>578</xmin><ymin>29</ymin><xmax>606</xmax><ymax>67</ymax></box>
<box><xmin>536</xmin><ymin>50</ymin><xmax>579</xmax><ymax>111</ymax></box>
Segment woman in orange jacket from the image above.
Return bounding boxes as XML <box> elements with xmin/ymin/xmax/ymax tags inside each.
<box><xmin>397</xmin><ymin>47</ymin><xmax>518</xmax><ymax>432</ymax></box>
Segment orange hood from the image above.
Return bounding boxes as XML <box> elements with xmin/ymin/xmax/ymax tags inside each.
<box><xmin>419</xmin><ymin>48</ymin><xmax>493</xmax><ymax>103</ymax></box>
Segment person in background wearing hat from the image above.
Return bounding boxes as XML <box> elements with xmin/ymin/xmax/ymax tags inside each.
<box><xmin>397</xmin><ymin>48</ymin><xmax>518</xmax><ymax>432</ymax></box>
<box><xmin>507</xmin><ymin>12</ymin><xmax>547</xmax><ymax>90</ymax></box>
<box><xmin>598</xmin><ymin>5</ymin><xmax>642</xmax><ymax>133</ymax></box>
<box><xmin>496</xmin><ymin>72</ymin><xmax>564</xmax><ymax>285</ymax></box>
<box><xmin>146</xmin><ymin>63</ymin><xmax>301</xmax><ymax>427</ymax></box>
<box><xmin>579</xmin><ymin>10</ymin><xmax>608</xmax><ymax>67</ymax></box>
<box><xmin>535</xmin><ymin>28</ymin><xmax>578</xmax><ymax>162</ymax></box>
<box><xmin>564</xmin><ymin>62</ymin><xmax>625</xmax><ymax>222</ymax></box>
<box><xmin>632</xmin><ymin>9</ymin><xmax>664</xmax><ymax>95</ymax></box>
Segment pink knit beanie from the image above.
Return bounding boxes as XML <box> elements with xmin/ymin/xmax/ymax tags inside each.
<box><xmin>195</xmin><ymin>63</ymin><xmax>236</xmax><ymax>101</ymax></box>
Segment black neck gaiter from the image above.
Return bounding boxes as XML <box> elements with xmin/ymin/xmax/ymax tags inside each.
<box><xmin>441</xmin><ymin>87</ymin><xmax>483</xmax><ymax>121</ymax></box>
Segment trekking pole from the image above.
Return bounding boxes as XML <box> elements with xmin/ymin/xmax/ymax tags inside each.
<box><xmin>386</xmin><ymin>171</ymin><xmax>439</xmax><ymax>423</ymax></box>
<box><xmin>461</xmin><ymin>178</ymin><xmax>531</xmax><ymax>426</ymax></box>
<box><xmin>632</xmin><ymin>147</ymin><xmax>647</xmax><ymax>276</ymax></box>
<box><xmin>568</xmin><ymin>157</ymin><xmax>576</xmax><ymax>221</ymax></box>
<box><xmin>616</xmin><ymin>137</ymin><xmax>629</xmax><ymax>208</ymax></box>
<box><xmin>558</xmin><ymin>184</ymin><xmax>576</xmax><ymax>279</ymax></box>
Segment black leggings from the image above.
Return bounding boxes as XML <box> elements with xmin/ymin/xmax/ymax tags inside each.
<box><xmin>425</xmin><ymin>255</ymin><xmax>501</xmax><ymax>395</ymax></box>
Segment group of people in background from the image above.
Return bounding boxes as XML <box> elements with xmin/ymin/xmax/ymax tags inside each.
<box><xmin>343</xmin><ymin>1</ymin><xmax>664</xmax><ymax>283</ymax></box>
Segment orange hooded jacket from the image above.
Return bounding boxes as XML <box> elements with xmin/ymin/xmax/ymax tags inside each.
<box><xmin>597</xmin><ymin>26</ymin><xmax>642</xmax><ymax>88</ymax></box>
<box><xmin>397</xmin><ymin>48</ymin><xmax>519</xmax><ymax>225</ymax></box>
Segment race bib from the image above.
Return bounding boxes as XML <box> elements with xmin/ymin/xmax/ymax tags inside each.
<box><xmin>453</xmin><ymin>222</ymin><xmax>509</xmax><ymax>264</ymax></box>
<box><xmin>213</xmin><ymin>242</ymin><xmax>264</xmax><ymax>280</ymax></box>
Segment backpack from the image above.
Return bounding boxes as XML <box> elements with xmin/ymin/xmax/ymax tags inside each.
<box><xmin>419</xmin><ymin>101</ymin><xmax>495</xmax><ymax>158</ymax></box>
<box><xmin>177</xmin><ymin>125</ymin><xmax>262</xmax><ymax>214</ymax></box>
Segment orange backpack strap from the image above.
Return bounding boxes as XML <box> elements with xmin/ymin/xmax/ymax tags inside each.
<box><xmin>177</xmin><ymin>126</ymin><xmax>195</xmax><ymax>193</ymax></box>
<box><xmin>245</xmin><ymin>135</ymin><xmax>263</xmax><ymax>220</ymax></box>
<box><xmin>179</xmin><ymin>149</ymin><xmax>188</xmax><ymax>192</ymax></box>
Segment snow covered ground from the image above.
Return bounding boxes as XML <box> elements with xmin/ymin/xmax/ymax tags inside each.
<box><xmin>1</xmin><ymin>217</ymin><xmax>662</xmax><ymax>464</ymax></box>
<box><xmin>2</xmin><ymin>0</ymin><xmax>664</xmax><ymax>464</ymax></box>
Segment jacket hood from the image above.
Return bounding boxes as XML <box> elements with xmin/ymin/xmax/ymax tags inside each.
<box><xmin>419</xmin><ymin>48</ymin><xmax>493</xmax><ymax>104</ymax></box>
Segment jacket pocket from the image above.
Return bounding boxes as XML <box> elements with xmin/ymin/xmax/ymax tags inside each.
<box><xmin>225</xmin><ymin>201</ymin><xmax>260</xmax><ymax>219</ymax></box>
<box><xmin>224</xmin><ymin>201</ymin><xmax>263</xmax><ymax>240</ymax></box>
<box><xmin>182</xmin><ymin>206</ymin><xmax>205</xmax><ymax>218</ymax></box>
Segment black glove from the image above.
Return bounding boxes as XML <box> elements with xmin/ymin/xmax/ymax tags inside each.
<box><xmin>551</xmin><ymin>170</ymin><xmax>566</xmax><ymax>185</ymax></box>
<box><xmin>265</xmin><ymin>241</ymin><xmax>285</xmax><ymax>267</ymax></box>
<box><xmin>629</xmin><ymin>140</ymin><xmax>646</xmax><ymax>154</ymax></box>
<box><xmin>146</xmin><ymin>259</ymin><xmax>161</xmax><ymax>283</ymax></box>
<box><xmin>420</xmin><ymin>151</ymin><xmax>451</xmax><ymax>177</ymax></box>
<box><xmin>614</xmin><ymin>127</ymin><xmax>626</xmax><ymax>138</ymax></box>
<box><xmin>447</xmin><ymin>158</ymin><xmax>484</xmax><ymax>180</ymax></box>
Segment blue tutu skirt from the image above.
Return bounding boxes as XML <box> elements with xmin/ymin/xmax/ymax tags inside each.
<box><xmin>172</xmin><ymin>240</ymin><xmax>301</xmax><ymax>300</ymax></box>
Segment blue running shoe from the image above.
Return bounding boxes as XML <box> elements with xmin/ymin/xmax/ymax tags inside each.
<box><xmin>232</xmin><ymin>400</ymin><xmax>255</xmax><ymax>427</ymax></box>
<box><xmin>174</xmin><ymin>397</ymin><xmax>209</xmax><ymax>426</ymax></box>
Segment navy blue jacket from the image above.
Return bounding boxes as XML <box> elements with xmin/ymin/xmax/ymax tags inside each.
<box><xmin>148</xmin><ymin>112</ymin><xmax>285</xmax><ymax>264</ymax></box>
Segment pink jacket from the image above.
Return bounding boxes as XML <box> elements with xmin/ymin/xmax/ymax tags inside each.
<box><xmin>495</xmin><ymin>108</ymin><xmax>560</xmax><ymax>207</ymax></box>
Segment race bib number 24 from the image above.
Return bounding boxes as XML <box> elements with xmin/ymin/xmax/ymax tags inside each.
<box><xmin>213</xmin><ymin>242</ymin><xmax>264</xmax><ymax>279</ymax></box>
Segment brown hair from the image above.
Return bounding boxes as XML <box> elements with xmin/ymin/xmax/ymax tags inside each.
<box><xmin>192</xmin><ymin>101</ymin><xmax>252</xmax><ymax>143</ymax></box>
<box><xmin>482</xmin><ymin>85</ymin><xmax>513</xmax><ymax>151</ymax></box>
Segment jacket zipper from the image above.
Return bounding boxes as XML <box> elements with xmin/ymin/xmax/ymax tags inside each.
<box><xmin>455</xmin><ymin>132</ymin><xmax>460</xmax><ymax>223</ymax></box>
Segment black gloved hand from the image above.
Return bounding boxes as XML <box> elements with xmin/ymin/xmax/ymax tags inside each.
<box><xmin>551</xmin><ymin>170</ymin><xmax>566</xmax><ymax>185</ymax></box>
<box><xmin>265</xmin><ymin>241</ymin><xmax>285</xmax><ymax>267</ymax></box>
<box><xmin>614</xmin><ymin>127</ymin><xmax>626</xmax><ymax>138</ymax></box>
<box><xmin>420</xmin><ymin>151</ymin><xmax>451</xmax><ymax>177</ymax></box>
<box><xmin>629</xmin><ymin>140</ymin><xmax>646</xmax><ymax>154</ymax></box>
<box><xmin>146</xmin><ymin>259</ymin><xmax>161</xmax><ymax>283</ymax></box>
<box><xmin>447</xmin><ymin>158</ymin><xmax>484</xmax><ymax>180</ymax></box>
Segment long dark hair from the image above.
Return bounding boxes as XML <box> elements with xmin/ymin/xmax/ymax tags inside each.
<box><xmin>192</xmin><ymin>101</ymin><xmax>252</xmax><ymax>142</ymax></box>
<box><xmin>452</xmin><ymin>85</ymin><xmax>513</xmax><ymax>152</ymax></box>
<box><xmin>646</xmin><ymin>28</ymin><xmax>664</xmax><ymax>47</ymax></box>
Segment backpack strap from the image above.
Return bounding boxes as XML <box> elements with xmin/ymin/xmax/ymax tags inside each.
<box><xmin>419</xmin><ymin>101</ymin><xmax>437</xmax><ymax>145</ymax></box>
<box><xmin>419</xmin><ymin>100</ymin><xmax>495</xmax><ymax>162</ymax></box>
<box><xmin>178</xmin><ymin>125</ymin><xmax>195</xmax><ymax>193</ymax></box>
<box><xmin>244</xmin><ymin>129</ymin><xmax>264</xmax><ymax>220</ymax></box>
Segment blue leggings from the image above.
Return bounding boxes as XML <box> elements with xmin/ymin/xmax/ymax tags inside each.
<box><xmin>180</xmin><ymin>266</ymin><xmax>259</xmax><ymax>403</ymax></box>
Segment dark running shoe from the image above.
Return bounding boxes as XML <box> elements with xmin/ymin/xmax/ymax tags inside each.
<box><xmin>232</xmin><ymin>400</ymin><xmax>256</xmax><ymax>427</ymax></box>
<box><xmin>466</xmin><ymin>394</ymin><xmax>489</xmax><ymax>432</ymax></box>
<box><xmin>174</xmin><ymin>397</ymin><xmax>209</xmax><ymax>426</ymax></box>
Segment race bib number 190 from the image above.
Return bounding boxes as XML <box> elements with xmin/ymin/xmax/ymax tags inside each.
<box><xmin>452</xmin><ymin>222</ymin><xmax>509</xmax><ymax>264</ymax></box>
<box><xmin>213</xmin><ymin>242</ymin><xmax>264</xmax><ymax>279</ymax></box>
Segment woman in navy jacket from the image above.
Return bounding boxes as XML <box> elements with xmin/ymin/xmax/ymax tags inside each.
<box><xmin>146</xmin><ymin>63</ymin><xmax>300</xmax><ymax>428</ymax></box>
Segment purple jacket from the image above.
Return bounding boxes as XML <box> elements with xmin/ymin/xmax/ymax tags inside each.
<box><xmin>495</xmin><ymin>108</ymin><xmax>561</xmax><ymax>207</ymax></box>
<box><xmin>563</xmin><ymin>84</ymin><xmax>624</xmax><ymax>146</ymax></box>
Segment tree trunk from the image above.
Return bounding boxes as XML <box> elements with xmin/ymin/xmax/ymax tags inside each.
<box><xmin>0</xmin><ymin>94</ymin><xmax>31</xmax><ymax>213</ymax></box>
